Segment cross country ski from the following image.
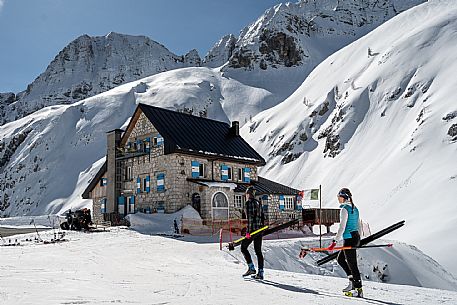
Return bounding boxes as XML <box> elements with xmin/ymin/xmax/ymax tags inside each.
<box><xmin>316</xmin><ymin>220</ymin><xmax>405</xmax><ymax>266</ymax></box>
<box><xmin>299</xmin><ymin>243</ymin><xmax>393</xmax><ymax>258</ymax></box>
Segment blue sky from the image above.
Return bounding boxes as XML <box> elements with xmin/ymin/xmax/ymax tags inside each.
<box><xmin>0</xmin><ymin>0</ymin><xmax>284</xmax><ymax>93</ymax></box>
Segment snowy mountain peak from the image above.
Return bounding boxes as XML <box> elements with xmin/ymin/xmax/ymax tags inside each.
<box><xmin>203</xmin><ymin>34</ymin><xmax>237</xmax><ymax>68</ymax></box>
<box><xmin>0</xmin><ymin>33</ymin><xmax>198</xmax><ymax>125</ymax></box>
<box><xmin>183</xmin><ymin>49</ymin><xmax>202</xmax><ymax>66</ymax></box>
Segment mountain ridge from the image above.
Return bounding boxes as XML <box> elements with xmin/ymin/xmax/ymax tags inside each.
<box><xmin>0</xmin><ymin>32</ymin><xmax>201</xmax><ymax>125</ymax></box>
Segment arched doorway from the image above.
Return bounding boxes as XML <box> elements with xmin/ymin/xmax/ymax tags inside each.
<box><xmin>191</xmin><ymin>193</ymin><xmax>201</xmax><ymax>215</ymax></box>
<box><xmin>212</xmin><ymin>192</ymin><xmax>229</xmax><ymax>220</ymax></box>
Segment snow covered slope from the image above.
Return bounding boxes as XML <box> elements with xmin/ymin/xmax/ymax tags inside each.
<box><xmin>0</xmin><ymin>32</ymin><xmax>200</xmax><ymax>125</ymax></box>
<box><xmin>0</xmin><ymin>67</ymin><xmax>274</xmax><ymax>216</ymax></box>
<box><xmin>0</xmin><ymin>228</ymin><xmax>456</xmax><ymax>304</ymax></box>
<box><xmin>206</xmin><ymin>0</ymin><xmax>425</xmax><ymax>114</ymax></box>
<box><xmin>241</xmin><ymin>0</ymin><xmax>457</xmax><ymax>275</ymax></box>
<box><xmin>124</xmin><ymin>210</ymin><xmax>457</xmax><ymax>291</ymax></box>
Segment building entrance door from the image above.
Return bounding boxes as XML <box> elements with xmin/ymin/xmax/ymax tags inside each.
<box><xmin>191</xmin><ymin>193</ymin><xmax>201</xmax><ymax>215</ymax></box>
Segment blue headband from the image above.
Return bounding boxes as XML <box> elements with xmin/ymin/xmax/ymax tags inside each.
<box><xmin>338</xmin><ymin>191</ymin><xmax>349</xmax><ymax>200</ymax></box>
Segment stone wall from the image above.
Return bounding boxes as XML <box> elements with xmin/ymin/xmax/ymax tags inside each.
<box><xmin>263</xmin><ymin>194</ymin><xmax>301</xmax><ymax>223</ymax></box>
<box><xmin>90</xmin><ymin>174</ymin><xmax>107</xmax><ymax>224</ymax></box>
<box><xmin>92</xmin><ymin>198</ymin><xmax>104</xmax><ymax>224</ymax></box>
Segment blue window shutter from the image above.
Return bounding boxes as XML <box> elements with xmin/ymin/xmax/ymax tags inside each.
<box><xmin>136</xmin><ymin>139</ymin><xmax>141</xmax><ymax>151</ymax></box>
<box><xmin>157</xmin><ymin>173</ymin><xmax>165</xmax><ymax>191</ymax></box>
<box><xmin>243</xmin><ymin>168</ymin><xmax>251</xmax><ymax>183</ymax></box>
<box><xmin>221</xmin><ymin>165</ymin><xmax>228</xmax><ymax>181</ymax></box>
<box><xmin>146</xmin><ymin>175</ymin><xmax>150</xmax><ymax>193</ymax></box>
<box><xmin>191</xmin><ymin>161</ymin><xmax>200</xmax><ymax>178</ymax></box>
<box><xmin>118</xmin><ymin>196</ymin><xmax>125</xmax><ymax>215</ymax></box>
<box><xmin>296</xmin><ymin>196</ymin><xmax>302</xmax><ymax>211</ymax></box>
<box><xmin>279</xmin><ymin>195</ymin><xmax>285</xmax><ymax>211</ymax></box>
<box><xmin>137</xmin><ymin>177</ymin><xmax>141</xmax><ymax>194</ymax></box>
<box><xmin>145</xmin><ymin>138</ymin><xmax>151</xmax><ymax>153</ymax></box>
<box><xmin>157</xmin><ymin>134</ymin><xmax>164</xmax><ymax>146</ymax></box>
<box><xmin>100</xmin><ymin>198</ymin><xmax>106</xmax><ymax>214</ymax></box>
<box><xmin>130</xmin><ymin>196</ymin><xmax>135</xmax><ymax>214</ymax></box>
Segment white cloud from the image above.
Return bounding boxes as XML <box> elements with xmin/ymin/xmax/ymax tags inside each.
<box><xmin>0</xmin><ymin>0</ymin><xmax>4</xmax><ymax>11</ymax></box>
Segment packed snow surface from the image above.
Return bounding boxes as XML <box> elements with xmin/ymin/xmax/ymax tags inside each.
<box><xmin>0</xmin><ymin>223</ymin><xmax>457</xmax><ymax>305</ymax></box>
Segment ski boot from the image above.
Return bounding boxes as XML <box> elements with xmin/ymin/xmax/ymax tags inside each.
<box><xmin>344</xmin><ymin>287</ymin><xmax>363</xmax><ymax>298</ymax></box>
<box><xmin>342</xmin><ymin>276</ymin><xmax>353</xmax><ymax>292</ymax></box>
<box><xmin>251</xmin><ymin>269</ymin><xmax>264</xmax><ymax>280</ymax></box>
<box><xmin>242</xmin><ymin>263</ymin><xmax>256</xmax><ymax>277</ymax></box>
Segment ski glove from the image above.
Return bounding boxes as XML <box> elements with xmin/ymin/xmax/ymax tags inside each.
<box><xmin>245</xmin><ymin>233</ymin><xmax>251</xmax><ymax>239</ymax></box>
<box><xmin>328</xmin><ymin>240</ymin><xmax>337</xmax><ymax>250</ymax></box>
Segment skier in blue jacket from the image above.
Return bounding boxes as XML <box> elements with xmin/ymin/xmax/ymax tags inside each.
<box><xmin>328</xmin><ymin>188</ymin><xmax>363</xmax><ymax>297</ymax></box>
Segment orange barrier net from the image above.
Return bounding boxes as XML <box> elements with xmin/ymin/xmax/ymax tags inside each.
<box><xmin>181</xmin><ymin>218</ymin><xmax>248</xmax><ymax>236</ymax></box>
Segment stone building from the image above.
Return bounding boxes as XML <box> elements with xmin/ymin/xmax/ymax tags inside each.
<box><xmin>83</xmin><ymin>104</ymin><xmax>301</xmax><ymax>223</ymax></box>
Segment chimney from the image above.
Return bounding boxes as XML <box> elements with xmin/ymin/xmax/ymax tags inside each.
<box><xmin>231</xmin><ymin>121</ymin><xmax>239</xmax><ymax>136</ymax></box>
<box><xmin>106</xmin><ymin>129</ymin><xmax>123</xmax><ymax>215</ymax></box>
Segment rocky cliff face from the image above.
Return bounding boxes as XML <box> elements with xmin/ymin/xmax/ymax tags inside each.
<box><xmin>183</xmin><ymin>49</ymin><xmax>202</xmax><ymax>66</ymax></box>
<box><xmin>201</xmin><ymin>1</ymin><xmax>423</xmax><ymax>124</ymax></box>
<box><xmin>203</xmin><ymin>34</ymin><xmax>237</xmax><ymax>68</ymax></box>
<box><xmin>226</xmin><ymin>0</ymin><xmax>426</xmax><ymax>72</ymax></box>
<box><xmin>0</xmin><ymin>32</ymin><xmax>201</xmax><ymax>125</ymax></box>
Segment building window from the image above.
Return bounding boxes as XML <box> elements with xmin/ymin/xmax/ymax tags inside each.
<box><xmin>234</xmin><ymin>195</ymin><xmax>243</xmax><ymax>208</ymax></box>
<box><xmin>125</xmin><ymin>166</ymin><xmax>132</xmax><ymax>181</ymax></box>
<box><xmin>227</xmin><ymin>166</ymin><xmax>233</xmax><ymax>180</ymax></box>
<box><xmin>285</xmin><ymin>196</ymin><xmax>294</xmax><ymax>210</ymax></box>
<box><xmin>143</xmin><ymin>177</ymin><xmax>148</xmax><ymax>192</ymax></box>
<box><xmin>157</xmin><ymin>173</ymin><xmax>165</xmax><ymax>192</ymax></box>
<box><xmin>100</xmin><ymin>198</ymin><xmax>107</xmax><ymax>214</ymax></box>
<box><xmin>212</xmin><ymin>192</ymin><xmax>229</xmax><ymax>220</ymax></box>
<box><xmin>199</xmin><ymin>163</ymin><xmax>205</xmax><ymax>177</ymax></box>
<box><xmin>136</xmin><ymin>140</ymin><xmax>143</xmax><ymax>152</ymax></box>
<box><xmin>238</xmin><ymin>168</ymin><xmax>242</xmax><ymax>181</ymax></box>
<box><xmin>100</xmin><ymin>178</ymin><xmax>107</xmax><ymax>186</ymax></box>
<box><xmin>153</xmin><ymin>134</ymin><xmax>164</xmax><ymax>146</ymax></box>
<box><xmin>156</xmin><ymin>201</ymin><xmax>165</xmax><ymax>212</ymax></box>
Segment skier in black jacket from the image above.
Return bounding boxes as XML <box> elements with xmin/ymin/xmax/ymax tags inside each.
<box><xmin>241</xmin><ymin>186</ymin><xmax>265</xmax><ymax>279</ymax></box>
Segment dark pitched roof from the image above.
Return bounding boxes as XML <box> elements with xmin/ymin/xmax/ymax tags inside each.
<box><xmin>235</xmin><ymin>176</ymin><xmax>300</xmax><ymax>195</ymax></box>
<box><xmin>138</xmin><ymin>104</ymin><xmax>265</xmax><ymax>165</ymax></box>
<box><xmin>82</xmin><ymin>162</ymin><xmax>106</xmax><ymax>199</ymax></box>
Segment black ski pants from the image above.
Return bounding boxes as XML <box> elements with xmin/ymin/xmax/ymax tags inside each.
<box><xmin>241</xmin><ymin>235</ymin><xmax>264</xmax><ymax>270</ymax></box>
<box><xmin>337</xmin><ymin>231</ymin><xmax>362</xmax><ymax>288</ymax></box>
